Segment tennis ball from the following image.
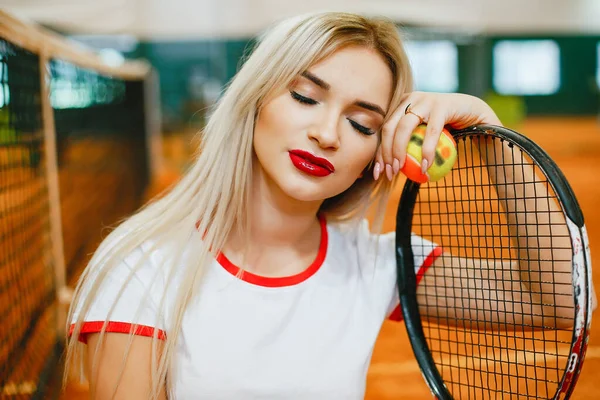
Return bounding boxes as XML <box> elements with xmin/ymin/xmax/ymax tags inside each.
<box><xmin>400</xmin><ymin>124</ymin><xmax>457</xmax><ymax>183</ymax></box>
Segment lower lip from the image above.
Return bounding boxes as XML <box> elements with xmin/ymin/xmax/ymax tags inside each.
<box><xmin>288</xmin><ymin>153</ymin><xmax>332</xmax><ymax>177</ymax></box>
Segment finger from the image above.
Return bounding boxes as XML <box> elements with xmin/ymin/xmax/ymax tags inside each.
<box><xmin>380</xmin><ymin>95</ymin><xmax>425</xmax><ymax>170</ymax></box>
<box><xmin>373</xmin><ymin>146</ymin><xmax>384</xmax><ymax>181</ymax></box>
<box><xmin>391</xmin><ymin>112</ymin><xmax>422</xmax><ymax>175</ymax></box>
<box><xmin>380</xmin><ymin>109</ymin><xmax>405</xmax><ymax>169</ymax></box>
<box><xmin>420</xmin><ymin>109</ymin><xmax>446</xmax><ymax>174</ymax></box>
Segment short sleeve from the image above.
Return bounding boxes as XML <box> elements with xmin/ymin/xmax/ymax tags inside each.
<box><xmin>68</xmin><ymin>238</ymin><xmax>167</xmax><ymax>343</ymax></box>
<box><xmin>387</xmin><ymin>234</ymin><xmax>443</xmax><ymax>321</ymax></box>
<box><xmin>351</xmin><ymin>219</ymin><xmax>442</xmax><ymax>322</ymax></box>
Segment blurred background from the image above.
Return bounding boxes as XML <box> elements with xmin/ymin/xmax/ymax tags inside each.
<box><xmin>0</xmin><ymin>0</ymin><xmax>599</xmax><ymax>398</ymax></box>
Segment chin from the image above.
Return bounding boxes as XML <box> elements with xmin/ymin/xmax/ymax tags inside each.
<box><xmin>277</xmin><ymin>172</ymin><xmax>350</xmax><ymax>203</ymax></box>
<box><xmin>279</xmin><ymin>179</ymin><xmax>332</xmax><ymax>202</ymax></box>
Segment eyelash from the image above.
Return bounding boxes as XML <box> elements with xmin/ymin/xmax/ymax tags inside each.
<box><xmin>290</xmin><ymin>90</ymin><xmax>317</xmax><ymax>105</ymax></box>
<box><xmin>289</xmin><ymin>90</ymin><xmax>376</xmax><ymax>136</ymax></box>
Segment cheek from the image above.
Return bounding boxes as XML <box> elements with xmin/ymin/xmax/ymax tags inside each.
<box><xmin>255</xmin><ymin>96</ymin><xmax>301</xmax><ymax>141</ymax></box>
<box><xmin>254</xmin><ymin>107</ymin><xmax>277</xmax><ymax>142</ymax></box>
<box><xmin>340</xmin><ymin>139</ymin><xmax>378</xmax><ymax>175</ymax></box>
<box><xmin>254</xmin><ymin>105</ymin><xmax>284</xmax><ymax>160</ymax></box>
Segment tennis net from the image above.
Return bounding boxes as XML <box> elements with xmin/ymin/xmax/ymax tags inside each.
<box><xmin>0</xmin><ymin>10</ymin><xmax>161</xmax><ymax>398</ymax></box>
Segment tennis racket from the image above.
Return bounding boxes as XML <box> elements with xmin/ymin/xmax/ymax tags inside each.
<box><xmin>396</xmin><ymin>125</ymin><xmax>593</xmax><ymax>399</ymax></box>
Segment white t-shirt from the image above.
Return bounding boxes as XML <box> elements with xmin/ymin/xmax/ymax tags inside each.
<box><xmin>70</xmin><ymin>217</ymin><xmax>441</xmax><ymax>399</ymax></box>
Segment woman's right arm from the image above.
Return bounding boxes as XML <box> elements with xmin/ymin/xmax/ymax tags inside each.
<box><xmin>86</xmin><ymin>333</ymin><xmax>167</xmax><ymax>400</ymax></box>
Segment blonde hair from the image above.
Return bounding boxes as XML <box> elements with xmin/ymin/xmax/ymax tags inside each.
<box><xmin>65</xmin><ymin>11</ymin><xmax>413</xmax><ymax>399</ymax></box>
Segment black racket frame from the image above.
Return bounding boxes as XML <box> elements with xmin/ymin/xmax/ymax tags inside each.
<box><xmin>396</xmin><ymin>125</ymin><xmax>591</xmax><ymax>399</ymax></box>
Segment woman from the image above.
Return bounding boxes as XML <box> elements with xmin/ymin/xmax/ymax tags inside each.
<box><xmin>66</xmin><ymin>11</ymin><xmax>507</xmax><ymax>399</ymax></box>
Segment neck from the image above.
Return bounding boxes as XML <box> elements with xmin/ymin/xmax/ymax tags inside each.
<box><xmin>224</xmin><ymin>157</ymin><xmax>324</xmax><ymax>274</ymax></box>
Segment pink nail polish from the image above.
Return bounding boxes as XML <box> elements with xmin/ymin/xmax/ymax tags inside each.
<box><xmin>399</xmin><ymin>156</ymin><xmax>405</xmax><ymax>170</ymax></box>
<box><xmin>386</xmin><ymin>164</ymin><xmax>393</xmax><ymax>181</ymax></box>
<box><xmin>421</xmin><ymin>159</ymin><xmax>428</xmax><ymax>174</ymax></box>
<box><xmin>392</xmin><ymin>158</ymin><xmax>400</xmax><ymax>175</ymax></box>
<box><xmin>373</xmin><ymin>162</ymin><xmax>381</xmax><ymax>180</ymax></box>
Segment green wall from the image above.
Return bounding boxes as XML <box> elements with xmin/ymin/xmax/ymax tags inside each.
<box><xmin>137</xmin><ymin>39</ymin><xmax>254</xmax><ymax>129</ymax></box>
<box><xmin>486</xmin><ymin>35</ymin><xmax>599</xmax><ymax>116</ymax></box>
<box><xmin>455</xmin><ymin>33</ymin><xmax>600</xmax><ymax>117</ymax></box>
<box><xmin>133</xmin><ymin>32</ymin><xmax>600</xmax><ymax>128</ymax></box>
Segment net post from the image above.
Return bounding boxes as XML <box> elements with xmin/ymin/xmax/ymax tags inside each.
<box><xmin>144</xmin><ymin>68</ymin><xmax>164</xmax><ymax>183</ymax></box>
<box><xmin>38</xmin><ymin>51</ymin><xmax>70</xmax><ymax>337</ymax></box>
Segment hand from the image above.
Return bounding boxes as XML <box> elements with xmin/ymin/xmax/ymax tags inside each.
<box><xmin>374</xmin><ymin>92</ymin><xmax>502</xmax><ymax>181</ymax></box>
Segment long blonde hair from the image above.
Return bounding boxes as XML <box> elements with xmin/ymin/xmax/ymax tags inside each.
<box><xmin>65</xmin><ymin>11</ymin><xmax>413</xmax><ymax>399</ymax></box>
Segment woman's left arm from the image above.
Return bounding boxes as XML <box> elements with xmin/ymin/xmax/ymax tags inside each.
<box><xmin>377</xmin><ymin>91</ymin><xmax>595</xmax><ymax>329</ymax></box>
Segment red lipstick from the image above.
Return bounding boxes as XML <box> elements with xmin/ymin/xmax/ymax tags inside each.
<box><xmin>288</xmin><ymin>150</ymin><xmax>335</xmax><ymax>177</ymax></box>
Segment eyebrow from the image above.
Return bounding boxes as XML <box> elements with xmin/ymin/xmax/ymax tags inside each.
<box><xmin>300</xmin><ymin>71</ymin><xmax>387</xmax><ymax>117</ymax></box>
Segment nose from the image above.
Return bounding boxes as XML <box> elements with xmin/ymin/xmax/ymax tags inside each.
<box><xmin>307</xmin><ymin>113</ymin><xmax>340</xmax><ymax>150</ymax></box>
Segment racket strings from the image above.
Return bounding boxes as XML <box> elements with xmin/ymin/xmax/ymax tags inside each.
<box><xmin>413</xmin><ymin>135</ymin><xmax>573</xmax><ymax>399</ymax></box>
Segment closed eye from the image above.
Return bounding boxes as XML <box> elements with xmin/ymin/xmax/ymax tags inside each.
<box><xmin>348</xmin><ymin>119</ymin><xmax>375</xmax><ymax>136</ymax></box>
<box><xmin>290</xmin><ymin>91</ymin><xmax>318</xmax><ymax>105</ymax></box>
<box><xmin>291</xmin><ymin>90</ymin><xmax>375</xmax><ymax>136</ymax></box>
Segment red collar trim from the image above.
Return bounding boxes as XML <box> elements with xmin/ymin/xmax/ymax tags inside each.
<box><xmin>216</xmin><ymin>215</ymin><xmax>328</xmax><ymax>287</ymax></box>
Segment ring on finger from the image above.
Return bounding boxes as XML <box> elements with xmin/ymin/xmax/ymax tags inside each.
<box><xmin>404</xmin><ymin>103</ymin><xmax>425</xmax><ymax>125</ymax></box>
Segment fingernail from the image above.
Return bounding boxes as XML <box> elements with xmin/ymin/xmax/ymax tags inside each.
<box><xmin>392</xmin><ymin>158</ymin><xmax>400</xmax><ymax>175</ymax></box>
<box><xmin>373</xmin><ymin>162</ymin><xmax>381</xmax><ymax>180</ymax></box>
<box><xmin>421</xmin><ymin>159</ymin><xmax>428</xmax><ymax>174</ymax></box>
<box><xmin>386</xmin><ymin>164</ymin><xmax>393</xmax><ymax>181</ymax></box>
<box><xmin>399</xmin><ymin>155</ymin><xmax>405</xmax><ymax>169</ymax></box>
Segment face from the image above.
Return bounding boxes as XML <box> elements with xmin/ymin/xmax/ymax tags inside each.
<box><xmin>253</xmin><ymin>45</ymin><xmax>393</xmax><ymax>204</ymax></box>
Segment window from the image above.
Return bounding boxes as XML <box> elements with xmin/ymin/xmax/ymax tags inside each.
<box><xmin>0</xmin><ymin>57</ymin><xmax>9</xmax><ymax>108</ymax></box>
<box><xmin>493</xmin><ymin>40</ymin><xmax>560</xmax><ymax>95</ymax></box>
<box><xmin>403</xmin><ymin>40</ymin><xmax>458</xmax><ymax>93</ymax></box>
<box><xmin>50</xmin><ymin>60</ymin><xmax>126</xmax><ymax>109</ymax></box>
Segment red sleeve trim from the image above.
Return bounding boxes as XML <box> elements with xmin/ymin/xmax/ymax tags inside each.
<box><xmin>388</xmin><ymin>246</ymin><xmax>444</xmax><ymax>322</ymax></box>
<box><xmin>68</xmin><ymin>321</ymin><xmax>167</xmax><ymax>344</ymax></box>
